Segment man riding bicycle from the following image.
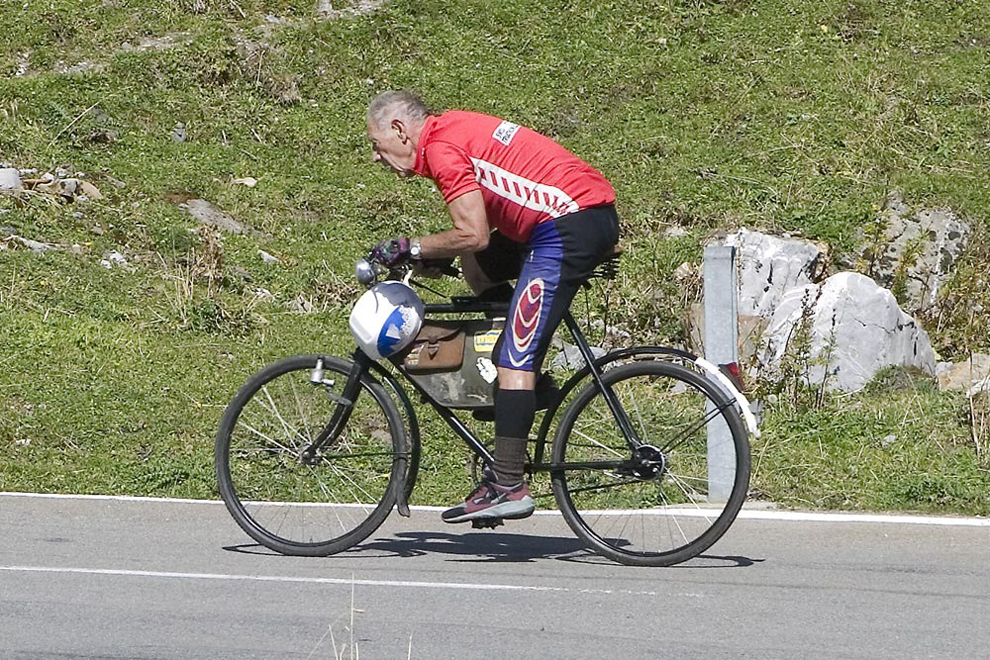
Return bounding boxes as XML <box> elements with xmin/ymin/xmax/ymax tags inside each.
<box><xmin>365</xmin><ymin>90</ymin><xmax>620</xmax><ymax>523</ymax></box>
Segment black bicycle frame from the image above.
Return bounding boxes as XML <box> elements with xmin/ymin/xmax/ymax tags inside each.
<box><xmin>304</xmin><ymin>297</ymin><xmax>645</xmax><ymax>478</ymax></box>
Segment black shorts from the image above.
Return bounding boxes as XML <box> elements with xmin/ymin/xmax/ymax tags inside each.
<box><xmin>474</xmin><ymin>205</ymin><xmax>620</xmax><ymax>372</ymax></box>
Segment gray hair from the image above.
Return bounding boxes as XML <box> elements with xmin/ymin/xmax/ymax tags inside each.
<box><xmin>367</xmin><ymin>90</ymin><xmax>431</xmax><ymax>128</ymax></box>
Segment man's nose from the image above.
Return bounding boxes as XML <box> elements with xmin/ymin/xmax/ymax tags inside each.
<box><xmin>372</xmin><ymin>151</ymin><xmax>381</xmax><ymax>163</ymax></box>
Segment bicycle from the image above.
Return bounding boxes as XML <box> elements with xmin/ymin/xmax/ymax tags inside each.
<box><xmin>214</xmin><ymin>250</ymin><xmax>759</xmax><ymax>567</ymax></box>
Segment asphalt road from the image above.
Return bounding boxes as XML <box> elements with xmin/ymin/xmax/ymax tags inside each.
<box><xmin>1</xmin><ymin>493</ymin><xmax>988</xmax><ymax>659</ymax></box>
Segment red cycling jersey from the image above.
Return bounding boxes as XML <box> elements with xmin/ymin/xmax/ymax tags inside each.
<box><xmin>412</xmin><ymin>111</ymin><xmax>615</xmax><ymax>243</ymax></box>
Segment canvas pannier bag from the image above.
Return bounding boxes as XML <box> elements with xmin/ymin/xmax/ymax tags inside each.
<box><xmin>403</xmin><ymin>322</ymin><xmax>465</xmax><ymax>372</ymax></box>
<box><xmin>398</xmin><ymin>318</ymin><xmax>504</xmax><ymax>409</ymax></box>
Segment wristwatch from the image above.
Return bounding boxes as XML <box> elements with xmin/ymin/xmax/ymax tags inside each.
<box><xmin>410</xmin><ymin>237</ymin><xmax>422</xmax><ymax>260</ymax></box>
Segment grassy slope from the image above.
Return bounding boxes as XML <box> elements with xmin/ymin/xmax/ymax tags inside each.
<box><xmin>0</xmin><ymin>0</ymin><xmax>987</xmax><ymax>511</ymax></box>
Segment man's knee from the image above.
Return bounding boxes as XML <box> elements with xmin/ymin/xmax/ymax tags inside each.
<box><xmin>497</xmin><ymin>367</ymin><xmax>536</xmax><ymax>390</ymax></box>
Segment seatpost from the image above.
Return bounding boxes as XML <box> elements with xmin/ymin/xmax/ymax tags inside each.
<box><xmin>561</xmin><ymin>312</ymin><xmax>641</xmax><ymax>448</ymax></box>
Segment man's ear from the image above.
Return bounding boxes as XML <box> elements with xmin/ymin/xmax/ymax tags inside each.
<box><xmin>391</xmin><ymin>118</ymin><xmax>408</xmax><ymax>142</ymax></box>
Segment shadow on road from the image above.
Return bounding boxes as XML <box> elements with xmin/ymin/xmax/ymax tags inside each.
<box><xmin>357</xmin><ymin>530</ymin><xmax>588</xmax><ymax>563</ymax></box>
<box><xmin>351</xmin><ymin>532</ymin><xmax>762</xmax><ymax>568</ymax></box>
<box><xmin>222</xmin><ymin>535</ymin><xmax>762</xmax><ymax>568</ymax></box>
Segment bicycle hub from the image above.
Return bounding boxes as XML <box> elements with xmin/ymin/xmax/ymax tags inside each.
<box><xmin>630</xmin><ymin>444</ymin><xmax>666</xmax><ymax>480</ymax></box>
<box><xmin>299</xmin><ymin>448</ymin><xmax>322</xmax><ymax>465</ymax></box>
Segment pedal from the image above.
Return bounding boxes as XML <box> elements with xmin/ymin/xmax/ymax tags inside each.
<box><xmin>471</xmin><ymin>517</ymin><xmax>504</xmax><ymax>529</ymax></box>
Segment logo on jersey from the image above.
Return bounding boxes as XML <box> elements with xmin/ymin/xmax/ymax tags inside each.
<box><xmin>512</xmin><ymin>279</ymin><xmax>544</xmax><ymax>359</ymax></box>
<box><xmin>492</xmin><ymin>121</ymin><xmax>521</xmax><ymax>146</ymax></box>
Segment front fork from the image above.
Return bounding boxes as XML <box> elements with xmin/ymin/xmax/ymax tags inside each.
<box><xmin>300</xmin><ymin>350</ymin><xmax>373</xmax><ymax>464</ymax></box>
<box><xmin>300</xmin><ymin>350</ymin><xmax>413</xmax><ymax>517</ymax></box>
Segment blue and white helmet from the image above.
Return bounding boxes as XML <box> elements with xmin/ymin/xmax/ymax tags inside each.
<box><xmin>348</xmin><ymin>281</ymin><xmax>424</xmax><ymax>360</ymax></box>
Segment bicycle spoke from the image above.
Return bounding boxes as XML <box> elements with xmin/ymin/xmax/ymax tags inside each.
<box><xmin>562</xmin><ymin>477</ymin><xmax>643</xmax><ymax>496</ymax></box>
<box><xmin>621</xmin><ymin>378</ymin><xmax>650</xmax><ymax>446</ymax></box>
<box><xmin>568</xmin><ymin>427</ymin><xmax>625</xmax><ymax>457</ymax></box>
<box><xmin>260</xmin><ymin>386</ymin><xmax>310</xmax><ymax>448</ymax></box>
<box><xmin>290</xmin><ymin>377</ymin><xmax>314</xmax><ymax>444</ymax></box>
<box><xmin>217</xmin><ymin>356</ymin><xmax>403</xmax><ymax>555</ymax></box>
<box><xmin>552</xmin><ymin>360</ymin><xmax>749</xmax><ymax>566</ymax></box>
<box><xmin>235</xmin><ymin>419</ymin><xmax>297</xmax><ymax>455</ymax></box>
<box><xmin>657</xmin><ymin>489</ymin><xmax>690</xmax><ymax>545</ymax></box>
<box><xmin>305</xmin><ymin>463</ymin><xmax>351</xmax><ymax>533</ymax></box>
<box><xmin>659</xmin><ymin>400</ymin><xmax>733</xmax><ymax>454</ymax></box>
<box><xmin>320</xmin><ymin>455</ymin><xmax>382</xmax><ymax>505</ymax></box>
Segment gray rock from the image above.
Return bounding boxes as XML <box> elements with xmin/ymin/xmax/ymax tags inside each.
<box><xmin>287</xmin><ymin>294</ymin><xmax>314</xmax><ymax>313</ymax></box>
<box><xmin>0</xmin><ymin>168</ymin><xmax>22</xmax><ymax>190</ymax></box>
<box><xmin>866</xmin><ymin>192</ymin><xmax>970</xmax><ymax>312</ymax></box>
<box><xmin>172</xmin><ymin>122</ymin><xmax>187</xmax><ymax>143</ymax></box>
<box><xmin>936</xmin><ymin>354</ymin><xmax>990</xmax><ymax>393</ymax></box>
<box><xmin>316</xmin><ymin>0</ymin><xmax>384</xmax><ymax>19</ymax></box>
<box><xmin>60</xmin><ymin>178</ymin><xmax>79</xmax><ymax>196</ymax></box>
<box><xmin>760</xmin><ymin>272</ymin><xmax>936</xmax><ymax>391</ymax></box>
<box><xmin>77</xmin><ymin>181</ymin><xmax>103</xmax><ymax>200</ymax></box>
<box><xmin>179</xmin><ymin>198</ymin><xmax>257</xmax><ymax>235</ymax></box>
<box><xmin>8</xmin><ymin>234</ymin><xmax>57</xmax><ymax>253</ymax></box>
<box><xmin>550</xmin><ymin>341</ymin><xmax>607</xmax><ymax>370</ymax></box>
<box><xmin>258</xmin><ymin>250</ymin><xmax>280</xmax><ymax>264</ymax></box>
<box><xmin>99</xmin><ymin>250</ymin><xmax>129</xmax><ymax>269</ymax></box>
<box><xmin>883</xmin><ymin>190</ymin><xmax>911</xmax><ymax>216</ymax></box>
<box><xmin>722</xmin><ymin>228</ymin><xmax>827</xmax><ymax>318</ymax></box>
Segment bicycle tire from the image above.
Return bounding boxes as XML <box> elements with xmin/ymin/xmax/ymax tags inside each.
<box><xmin>551</xmin><ymin>360</ymin><xmax>750</xmax><ymax>567</ymax></box>
<box><xmin>215</xmin><ymin>354</ymin><xmax>407</xmax><ymax>556</ymax></box>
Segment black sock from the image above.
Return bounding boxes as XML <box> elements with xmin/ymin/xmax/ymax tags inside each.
<box><xmin>492</xmin><ymin>389</ymin><xmax>535</xmax><ymax>485</ymax></box>
<box><xmin>494</xmin><ymin>388</ymin><xmax>535</xmax><ymax>440</ymax></box>
<box><xmin>493</xmin><ymin>436</ymin><xmax>528</xmax><ymax>486</ymax></box>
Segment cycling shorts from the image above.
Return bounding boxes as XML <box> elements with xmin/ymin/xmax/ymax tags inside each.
<box><xmin>474</xmin><ymin>204</ymin><xmax>620</xmax><ymax>372</ymax></box>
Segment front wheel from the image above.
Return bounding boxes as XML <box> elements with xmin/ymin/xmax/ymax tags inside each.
<box><xmin>215</xmin><ymin>354</ymin><xmax>407</xmax><ymax>556</ymax></box>
<box><xmin>551</xmin><ymin>360</ymin><xmax>750</xmax><ymax>566</ymax></box>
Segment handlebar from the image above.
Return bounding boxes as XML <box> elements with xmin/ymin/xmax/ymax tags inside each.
<box><xmin>355</xmin><ymin>255</ymin><xmax>460</xmax><ymax>287</ymax></box>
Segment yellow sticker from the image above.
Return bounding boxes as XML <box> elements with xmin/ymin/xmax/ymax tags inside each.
<box><xmin>473</xmin><ymin>330</ymin><xmax>502</xmax><ymax>353</ymax></box>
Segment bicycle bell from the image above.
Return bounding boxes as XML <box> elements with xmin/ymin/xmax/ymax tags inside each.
<box><xmin>355</xmin><ymin>258</ymin><xmax>376</xmax><ymax>285</ymax></box>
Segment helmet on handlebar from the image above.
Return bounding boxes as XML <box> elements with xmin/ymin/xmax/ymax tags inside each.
<box><xmin>348</xmin><ymin>281</ymin><xmax>424</xmax><ymax>360</ymax></box>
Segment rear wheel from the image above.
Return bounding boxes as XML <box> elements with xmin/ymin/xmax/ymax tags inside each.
<box><xmin>551</xmin><ymin>360</ymin><xmax>750</xmax><ymax>566</ymax></box>
<box><xmin>215</xmin><ymin>354</ymin><xmax>406</xmax><ymax>556</ymax></box>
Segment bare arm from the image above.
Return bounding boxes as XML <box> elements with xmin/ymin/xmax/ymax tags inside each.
<box><xmin>417</xmin><ymin>190</ymin><xmax>489</xmax><ymax>258</ymax></box>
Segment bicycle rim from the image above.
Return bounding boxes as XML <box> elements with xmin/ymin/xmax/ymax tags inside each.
<box><xmin>552</xmin><ymin>360</ymin><xmax>750</xmax><ymax>566</ymax></box>
<box><xmin>215</xmin><ymin>355</ymin><xmax>405</xmax><ymax>556</ymax></box>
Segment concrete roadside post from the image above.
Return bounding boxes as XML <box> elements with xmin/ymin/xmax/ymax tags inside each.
<box><xmin>703</xmin><ymin>244</ymin><xmax>738</xmax><ymax>502</ymax></box>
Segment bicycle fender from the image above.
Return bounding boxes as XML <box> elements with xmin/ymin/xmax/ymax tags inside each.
<box><xmin>693</xmin><ymin>357</ymin><xmax>761</xmax><ymax>438</ymax></box>
<box><xmin>367</xmin><ymin>361</ymin><xmax>421</xmax><ymax>517</ymax></box>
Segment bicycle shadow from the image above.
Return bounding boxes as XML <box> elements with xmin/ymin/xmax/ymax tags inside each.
<box><xmin>355</xmin><ymin>530</ymin><xmax>585</xmax><ymax>563</ymax></box>
<box><xmin>348</xmin><ymin>531</ymin><xmax>761</xmax><ymax>568</ymax></box>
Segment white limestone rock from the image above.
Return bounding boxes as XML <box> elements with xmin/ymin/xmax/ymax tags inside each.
<box><xmin>867</xmin><ymin>192</ymin><xmax>970</xmax><ymax>312</ymax></box>
<box><xmin>761</xmin><ymin>272</ymin><xmax>936</xmax><ymax>391</ymax></box>
<box><xmin>723</xmin><ymin>228</ymin><xmax>827</xmax><ymax>318</ymax></box>
<box><xmin>0</xmin><ymin>168</ymin><xmax>22</xmax><ymax>190</ymax></box>
<box><xmin>936</xmin><ymin>354</ymin><xmax>990</xmax><ymax>394</ymax></box>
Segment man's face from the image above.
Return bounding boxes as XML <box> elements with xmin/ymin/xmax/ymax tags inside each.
<box><xmin>367</xmin><ymin>118</ymin><xmax>416</xmax><ymax>177</ymax></box>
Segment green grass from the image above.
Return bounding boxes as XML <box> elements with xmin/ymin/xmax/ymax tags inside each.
<box><xmin>1</xmin><ymin>0</ymin><xmax>988</xmax><ymax>513</ymax></box>
<box><xmin>754</xmin><ymin>370</ymin><xmax>988</xmax><ymax>514</ymax></box>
